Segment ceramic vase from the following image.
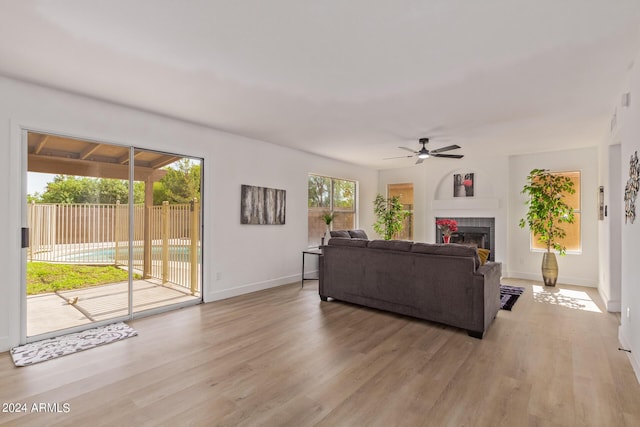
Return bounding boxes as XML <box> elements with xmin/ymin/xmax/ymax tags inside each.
<box><xmin>541</xmin><ymin>252</ymin><xmax>558</xmax><ymax>286</ymax></box>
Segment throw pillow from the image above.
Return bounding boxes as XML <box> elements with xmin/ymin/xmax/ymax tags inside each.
<box><xmin>330</xmin><ymin>230</ymin><xmax>351</xmax><ymax>238</ymax></box>
<box><xmin>477</xmin><ymin>248</ymin><xmax>490</xmax><ymax>265</ymax></box>
<box><xmin>348</xmin><ymin>229</ymin><xmax>368</xmax><ymax>239</ymax></box>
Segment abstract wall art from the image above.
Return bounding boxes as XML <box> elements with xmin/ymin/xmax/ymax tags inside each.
<box><xmin>624</xmin><ymin>151</ymin><xmax>639</xmax><ymax>224</ymax></box>
<box><xmin>240</xmin><ymin>185</ymin><xmax>286</xmax><ymax>225</ymax></box>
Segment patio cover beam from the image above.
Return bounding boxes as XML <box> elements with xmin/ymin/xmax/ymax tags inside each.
<box><xmin>28</xmin><ymin>154</ymin><xmax>167</xmax><ymax>182</ymax></box>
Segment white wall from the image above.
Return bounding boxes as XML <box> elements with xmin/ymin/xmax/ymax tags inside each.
<box><xmin>508</xmin><ymin>147</ymin><xmax>599</xmax><ymax>287</ymax></box>
<box><xmin>597</xmin><ymin>141</ymin><xmax>622</xmax><ymax>312</ymax></box>
<box><xmin>617</xmin><ymin>52</ymin><xmax>640</xmax><ymax>380</ymax></box>
<box><xmin>0</xmin><ymin>76</ymin><xmax>378</xmax><ymax>352</ymax></box>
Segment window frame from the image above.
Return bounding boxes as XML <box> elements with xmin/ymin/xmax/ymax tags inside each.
<box><xmin>308</xmin><ymin>174</ymin><xmax>357</xmax><ymax>248</ymax></box>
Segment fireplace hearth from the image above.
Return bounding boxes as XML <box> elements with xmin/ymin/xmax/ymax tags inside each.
<box><xmin>435</xmin><ymin>217</ymin><xmax>495</xmax><ymax>261</ymax></box>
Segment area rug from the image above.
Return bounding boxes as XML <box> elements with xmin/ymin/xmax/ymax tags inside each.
<box><xmin>10</xmin><ymin>322</ymin><xmax>137</xmax><ymax>367</ymax></box>
<box><xmin>500</xmin><ymin>285</ymin><xmax>525</xmax><ymax>311</ymax></box>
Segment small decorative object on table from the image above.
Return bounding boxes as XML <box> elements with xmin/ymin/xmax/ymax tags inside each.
<box><xmin>436</xmin><ymin>218</ymin><xmax>458</xmax><ymax>243</ymax></box>
<box><xmin>322</xmin><ymin>212</ymin><xmax>334</xmax><ymax>245</ymax></box>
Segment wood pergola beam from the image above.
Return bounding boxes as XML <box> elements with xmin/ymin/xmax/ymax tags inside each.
<box><xmin>79</xmin><ymin>143</ymin><xmax>102</xmax><ymax>160</ymax></box>
<box><xmin>33</xmin><ymin>135</ymin><xmax>50</xmax><ymax>154</ymax></box>
<box><xmin>118</xmin><ymin>151</ymin><xmax>144</xmax><ymax>165</ymax></box>
<box><xmin>28</xmin><ymin>154</ymin><xmax>167</xmax><ymax>182</ymax></box>
<box><xmin>150</xmin><ymin>156</ymin><xmax>181</xmax><ymax>169</ymax></box>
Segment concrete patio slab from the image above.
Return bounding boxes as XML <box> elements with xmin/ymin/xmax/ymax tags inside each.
<box><xmin>27</xmin><ymin>280</ymin><xmax>200</xmax><ymax>337</ymax></box>
<box><xmin>27</xmin><ymin>293</ymin><xmax>91</xmax><ymax>336</ymax></box>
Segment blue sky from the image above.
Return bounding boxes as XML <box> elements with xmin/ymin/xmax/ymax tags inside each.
<box><xmin>28</xmin><ymin>172</ymin><xmax>56</xmax><ymax>195</ymax></box>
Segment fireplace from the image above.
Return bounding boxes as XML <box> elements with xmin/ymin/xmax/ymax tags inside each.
<box><xmin>435</xmin><ymin>217</ymin><xmax>495</xmax><ymax>261</ymax></box>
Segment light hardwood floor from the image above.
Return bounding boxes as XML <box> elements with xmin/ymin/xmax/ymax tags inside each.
<box><xmin>1</xmin><ymin>278</ymin><xmax>640</xmax><ymax>426</ymax></box>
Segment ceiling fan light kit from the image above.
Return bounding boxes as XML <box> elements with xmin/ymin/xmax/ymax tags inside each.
<box><xmin>386</xmin><ymin>137</ymin><xmax>463</xmax><ymax>164</ymax></box>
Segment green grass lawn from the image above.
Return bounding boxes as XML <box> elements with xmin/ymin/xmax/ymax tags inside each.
<box><xmin>27</xmin><ymin>262</ymin><xmax>140</xmax><ymax>295</ymax></box>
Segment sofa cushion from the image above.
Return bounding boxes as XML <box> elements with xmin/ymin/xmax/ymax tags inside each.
<box><xmin>412</xmin><ymin>243</ymin><xmax>481</xmax><ymax>267</ymax></box>
<box><xmin>368</xmin><ymin>240</ymin><xmax>412</xmax><ymax>252</ymax></box>
<box><xmin>348</xmin><ymin>229</ymin><xmax>368</xmax><ymax>239</ymax></box>
<box><xmin>328</xmin><ymin>237</ymin><xmax>369</xmax><ymax>248</ymax></box>
<box><xmin>330</xmin><ymin>230</ymin><xmax>351</xmax><ymax>238</ymax></box>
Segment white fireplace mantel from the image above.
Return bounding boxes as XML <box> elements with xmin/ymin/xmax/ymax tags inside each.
<box><xmin>432</xmin><ymin>197</ymin><xmax>499</xmax><ymax>211</ymax></box>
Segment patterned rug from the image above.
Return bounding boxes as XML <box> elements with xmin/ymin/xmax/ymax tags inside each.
<box><xmin>10</xmin><ymin>322</ymin><xmax>137</xmax><ymax>367</ymax></box>
<box><xmin>500</xmin><ymin>285</ymin><xmax>525</xmax><ymax>311</ymax></box>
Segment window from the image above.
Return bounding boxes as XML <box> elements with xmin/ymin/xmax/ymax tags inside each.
<box><xmin>308</xmin><ymin>174</ymin><xmax>356</xmax><ymax>247</ymax></box>
<box><xmin>387</xmin><ymin>183</ymin><xmax>414</xmax><ymax>240</ymax></box>
<box><xmin>531</xmin><ymin>170</ymin><xmax>581</xmax><ymax>253</ymax></box>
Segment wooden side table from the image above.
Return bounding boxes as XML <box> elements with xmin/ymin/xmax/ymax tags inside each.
<box><xmin>301</xmin><ymin>248</ymin><xmax>322</xmax><ymax>287</ymax></box>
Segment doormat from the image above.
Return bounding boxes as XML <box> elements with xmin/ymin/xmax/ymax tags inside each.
<box><xmin>10</xmin><ymin>322</ymin><xmax>137</xmax><ymax>367</ymax></box>
<box><xmin>500</xmin><ymin>285</ymin><xmax>525</xmax><ymax>311</ymax></box>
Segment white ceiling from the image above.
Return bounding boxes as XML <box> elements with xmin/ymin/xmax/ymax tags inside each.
<box><xmin>1</xmin><ymin>0</ymin><xmax>640</xmax><ymax>169</ymax></box>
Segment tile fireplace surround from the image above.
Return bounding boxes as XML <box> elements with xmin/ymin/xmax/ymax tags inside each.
<box><xmin>435</xmin><ymin>217</ymin><xmax>495</xmax><ymax>261</ymax></box>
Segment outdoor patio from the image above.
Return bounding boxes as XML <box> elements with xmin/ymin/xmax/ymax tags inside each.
<box><xmin>27</xmin><ymin>279</ymin><xmax>200</xmax><ymax>337</ymax></box>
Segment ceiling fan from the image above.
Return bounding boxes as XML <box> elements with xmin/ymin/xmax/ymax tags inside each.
<box><xmin>384</xmin><ymin>138</ymin><xmax>464</xmax><ymax>164</ymax></box>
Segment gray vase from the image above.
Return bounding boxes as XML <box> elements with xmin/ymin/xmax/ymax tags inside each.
<box><xmin>541</xmin><ymin>252</ymin><xmax>558</xmax><ymax>286</ymax></box>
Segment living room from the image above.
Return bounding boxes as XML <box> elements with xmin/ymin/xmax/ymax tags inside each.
<box><xmin>2</xmin><ymin>1</ymin><xmax>640</xmax><ymax>424</ymax></box>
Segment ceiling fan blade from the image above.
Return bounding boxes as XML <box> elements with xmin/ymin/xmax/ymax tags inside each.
<box><xmin>398</xmin><ymin>146</ymin><xmax>418</xmax><ymax>153</ymax></box>
<box><xmin>415</xmin><ymin>158</ymin><xmax>425</xmax><ymax>165</ymax></box>
<box><xmin>430</xmin><ymin>144</ymin><xmax>461</xmax><ymax>154</ymax></box>
<box><xmin>432</xmin><ymin>154</ymin><xmax>464</xmax><ymax>159</ymax></box>
<box><xmin>383</xmin><ymin>155</ymin><xmax>414</xmax><ymax>160</ymax></box>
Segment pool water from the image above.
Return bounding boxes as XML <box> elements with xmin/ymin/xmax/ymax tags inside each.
<box><xmin>60</xmin><ymin>246</ymin><xmax>200</xmax><ymax>262</ymax></box>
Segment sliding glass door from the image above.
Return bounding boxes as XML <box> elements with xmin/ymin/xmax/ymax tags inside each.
<box><xmin>24</xmin><ymin>131</ymin><xmax>202</xmax><ymax>339</ymax></box>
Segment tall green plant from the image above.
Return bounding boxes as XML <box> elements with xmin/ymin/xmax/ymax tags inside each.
<box><xmin>373</xmin><ymin>194</ymin><xmax>410</xmax><ymax>240</ymax></box>
<box><xmin>518</xmin><ymin>169</ymin><xmax>575</xmax><ymax>254</ymax></box>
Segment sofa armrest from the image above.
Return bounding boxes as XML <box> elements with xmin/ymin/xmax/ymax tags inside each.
<box><xmin>476</xmin><ymin>261</ymin><xmax>502</xmax><ymax>280</ymax></box>
<box><xmin>473</xmin><ymin>262</ymin><xmax>502</xmax><ymax>335</ymax></box>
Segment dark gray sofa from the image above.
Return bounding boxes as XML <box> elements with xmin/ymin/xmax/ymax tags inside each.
<box><xmin>319</xmin><ymin>236</ymin><xmax>502</xmax><ymax>338</ymax></box>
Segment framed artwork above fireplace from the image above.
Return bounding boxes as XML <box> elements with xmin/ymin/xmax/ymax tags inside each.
<box><xmin>453</xmin><ymin>172</ymin><xmax>474</xmax><ymax>197</ymax></box>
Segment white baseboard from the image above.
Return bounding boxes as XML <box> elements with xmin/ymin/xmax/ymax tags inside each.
<box><xmin>505</xmin><ymin>271</ymin><xmax>597</xmax><ymax>288</ymax></box>
<box><xmin>598</xmin><ymin>287</ymin><xmax>621</xmax><ymax>312</ymax></box>
<box><xmin>204</xmin><ymin>273</ymin><xmax>302</xmax><ymax>302</ymax></box>
<box><xmin>0</xmin><ymin>336</ymin><xmax>9</xmax><ymax>353</ymax></box>
<box><xmin>618</xmin><ymin>328</ymin><xmax>640</xmax><ymax>385</ymax></box>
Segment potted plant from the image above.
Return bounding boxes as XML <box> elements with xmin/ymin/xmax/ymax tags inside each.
<box><xmin>321</xmin><ymin>212</ymin><xmax>334</xmax><ymax>245</ymax></box>
<box><xmin>519</xmin><ymin>168</ymin><xmax>575</xmax><ymax>286</ymax></box>
<box><xmin>373</xmin><ymin>194</ymin><xmax>410</xmax><ymax>240</ymax></box>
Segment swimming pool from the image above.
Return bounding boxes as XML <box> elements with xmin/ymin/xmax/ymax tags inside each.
<box><xmin>58</xmin><ymin>245</ymin><xmax>200</xmax><ymax>262</ymax></box>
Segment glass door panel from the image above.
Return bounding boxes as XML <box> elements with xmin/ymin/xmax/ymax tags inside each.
<box><xmin>131</xmin><ymin>149</ymin><xmax>202</xmax><ymax>315</ymax></box>
<box><xmin>25</xmin><ymin>132</ymin><xmax>132</xmax><ymax>338</ymax></box>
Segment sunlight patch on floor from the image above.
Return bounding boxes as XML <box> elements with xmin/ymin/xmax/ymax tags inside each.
<box><xmin>532</xmin><ymin>285</ymin><xmax>602</xmax><ymax>313</ymax></box>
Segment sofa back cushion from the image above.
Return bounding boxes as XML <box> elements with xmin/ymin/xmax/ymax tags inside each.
<box><xmin>328</xmin><ymin>237</ymin><xmax>369</xmax><ymax>248</ymax></box>
<box><xmin>368</xmin><ymin>240</ymin><xmax>412</xmax><ymax>252</ymax></box>
<box><xmin>411</xmin><ymin>243</ymin><xmax>480</xmax><ymax>267</ymax></box>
